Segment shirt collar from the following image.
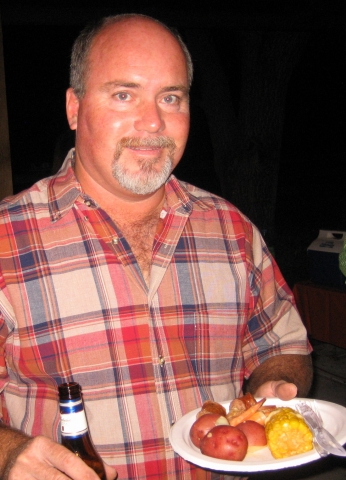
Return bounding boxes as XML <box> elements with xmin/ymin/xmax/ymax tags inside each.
<box><xmin>48</xmin><ymin>149</ymin><xmax>84</xmax><ymax>222</ymax></box>
<box><xmin>165</xmin><ymin>175</ymin><xmax>214</xmax><ymax>215</ymax></box>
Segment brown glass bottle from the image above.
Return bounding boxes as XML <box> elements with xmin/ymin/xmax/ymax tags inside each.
<box><xmin>58</xmin><ymin>382</ymin><xmax>106</xmax><ymax>480</ymax></box>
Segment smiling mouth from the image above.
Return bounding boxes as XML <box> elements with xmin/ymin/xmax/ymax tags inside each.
<box><xmin>127</xmin><ymin>146</ymin><xmax>163</xmax><ymax>159</ymax></box>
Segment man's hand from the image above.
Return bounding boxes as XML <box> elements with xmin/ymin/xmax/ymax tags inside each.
<box><xmin>245</xmin><ymin>354</ymin><xmax>313</xmax><ymax>399</ymax></box>
<box><xmin>3</xmin><ymin>435</ymin><xmax>117</xmax><ymax>480</ymax></box>
<box><xmin>254</xmin><ymin>380</ymin><xmax>298</xmax><ymax>400</ymax></box>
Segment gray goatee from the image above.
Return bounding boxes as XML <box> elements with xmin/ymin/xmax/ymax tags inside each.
<box><xmin>112</xmin><ymin>136</ymin><xmax>177</xmax><ymax>195</ymax></box>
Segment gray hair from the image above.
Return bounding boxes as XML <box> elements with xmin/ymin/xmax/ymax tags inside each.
<box><xmin>70</xmin><ymin>13</ymin><xmax>193</xmax><ymax>98</ymax></box>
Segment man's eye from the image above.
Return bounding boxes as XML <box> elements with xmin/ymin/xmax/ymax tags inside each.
<box><xmin>114</xmin><ymin>92</ymin><xmax>130</xmax><ymax>101</ymax></box>
<box><xmin>163</xmin><ymin>95</ymin><xmax>179</xmax><ymax>105</ymax></box>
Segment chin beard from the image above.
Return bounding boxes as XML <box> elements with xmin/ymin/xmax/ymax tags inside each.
<box><xmin>111</xmin><ymin>136</ymin><xmax>176</xmax><ymax>195</ymax></box>
<box><xmin>112</xmin><ymin>156</ymin><xmax>173</xmax><ymax>195</ymax></box>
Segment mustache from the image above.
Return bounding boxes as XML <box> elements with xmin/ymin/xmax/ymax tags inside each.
<box><xmin>115</xmin><ymin>136</ymin><xmax>177</xmax><ymax>156</ymax></box>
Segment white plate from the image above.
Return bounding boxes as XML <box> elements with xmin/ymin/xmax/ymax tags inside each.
<box><xmin>169</xmin><ymin>398</ymin><xmax>346</xmax><ymax>472</ymax></box>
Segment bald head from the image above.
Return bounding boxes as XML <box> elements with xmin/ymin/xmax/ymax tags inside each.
<box><xmin>70</xmin><ymin>14</ymin><xmax>193</xmax><ymax>99</ymax></box>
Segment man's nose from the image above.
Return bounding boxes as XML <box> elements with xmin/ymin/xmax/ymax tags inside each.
<box><xmin>134</xmin><ymin>101</ymin><xmax>165</xmax><ymax>133</ymax></box>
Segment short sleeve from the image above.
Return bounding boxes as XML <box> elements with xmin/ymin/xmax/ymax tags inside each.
<box><xmin>242</xmin><ymin>227</ymin><xmax>311</xmax><ymax>377</ymax></box>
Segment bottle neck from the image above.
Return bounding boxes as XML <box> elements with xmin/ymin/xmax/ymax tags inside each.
<box><xmin>60</xmin><ymin>398</ymin><xmax>88</xmax><ymax>436</ymax></box>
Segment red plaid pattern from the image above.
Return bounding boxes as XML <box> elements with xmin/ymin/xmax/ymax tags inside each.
<box><xmin>0</xmin><ymin>151</ymin><xmax>311</xmax><ymax>479</ymax></box>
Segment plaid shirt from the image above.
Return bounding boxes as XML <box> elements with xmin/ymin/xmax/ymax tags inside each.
<box><xmin>0</xmin><ymin>151</ymin><xmax>310</xmax><ymax>479</ymax></box>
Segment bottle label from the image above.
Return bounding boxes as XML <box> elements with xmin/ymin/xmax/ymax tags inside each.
<box><xmin>61</xmin><ymin>410</ymin><xmax>88</xmax><ymax>435</ymax></box>
<box><xmin>60</xmin><ymin>399</ymin><xmax>88</xmax><ymax>436</ymax></box>
<box><xmin>59</xmin><ymin>398</ymin><xmax>84</xmax><ymax>414</ymax></box>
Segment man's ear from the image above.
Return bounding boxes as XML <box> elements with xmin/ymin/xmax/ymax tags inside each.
<box><xmin>66</xmin><ymin>88</ymin><xmax>80</xmax><ymax>130</ymax></box>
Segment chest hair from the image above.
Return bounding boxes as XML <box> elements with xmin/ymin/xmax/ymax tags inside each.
<box><xmin>111</xmin><ymin>209</ymin><xmax>163</xmax><ymax>283</ymax></box>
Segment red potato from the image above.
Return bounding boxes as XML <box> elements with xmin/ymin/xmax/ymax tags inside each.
<box><xmin>190</xmin><ymin>414</ymin><xmax>229</xmax><ymax>448</ymax></box>
<box><xmin>200</xmin><ymin>425</ymin><xmax>248</xmax><ymax>461</ymax></box>
<box><xmin>236</xmin><ymin>420</ymin><xmax>267</xmax><ymax>447</ymax></box>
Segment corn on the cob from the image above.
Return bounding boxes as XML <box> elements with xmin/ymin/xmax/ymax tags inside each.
<box><xmin>265</xmin><ymin>407</ymin><xmax>313</xmax><ymax>459</ymax></box>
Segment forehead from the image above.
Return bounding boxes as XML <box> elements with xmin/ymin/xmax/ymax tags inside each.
<box><xmin>87</xmin><ymin>19</ymin><xmax>188</xmax><ymax>86</ymax></box>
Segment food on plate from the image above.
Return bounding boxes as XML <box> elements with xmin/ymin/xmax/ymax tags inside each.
<box><xmin>196</xmin><ymin>400</ymin><xmax>228</xmax><ymax>419</ymax></box>
<box><xmin>227</xmin><ymin>395</ymin><xmax>276</xmax><ymax>426</ymax></box>
<box><xmin>226</xmin><ymin>399</ymin><xmax>246</xmax><ymax>422</ymax></box>
<box><xmin>189</xmin><ymin>394</ymin><xmax>313</xmax><ymax>461</ymax></box>
<box><xmin>238</xmin><ymin>392</ymin><xmax>258</xmax><ymax>409</ymax></box>
<box><xmin>247</xmin><ymin>405</ymin><xmax>278</xmax><ymax>426</ymax></box>
<box><xmin>236</xmin><ymin>420</ymin><xmax>267</xmax><ymax>447</ymax></box>
<box><xmin>190</xmin><ymin>413</ymin><xmax>229</xmax><ymax>448</ymax></box>
<box><xmin>265</xmin><ymin>407</ymin><xmax>313</xmax><ymax>459</ymax></box>
<box><xmin>200</xmin><ymin>425</ymin><xmax>248</xmax><ymax>461</ymax></box>
<box><xmin>228</xmin><ymin>398</ymin><xmax>266</xmax><ymax>427</ymax></box>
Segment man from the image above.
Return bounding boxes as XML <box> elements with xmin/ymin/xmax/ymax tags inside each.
<box><xmin>0</xmin><ymin>13</ymin><xmax>312</xmax><ymax>480</ymax></box>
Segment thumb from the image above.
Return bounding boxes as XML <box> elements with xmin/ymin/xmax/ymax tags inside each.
<box><xmin>255</xmin><ymin>380</ymin><xmax>298</xmax><ymax>400</ymax></box>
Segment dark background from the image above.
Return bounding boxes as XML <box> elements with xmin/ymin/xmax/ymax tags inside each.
<box><xmin>1</xmin><ymin>0</ymin><xmax>345</xmax><ymax>287</ymax></box>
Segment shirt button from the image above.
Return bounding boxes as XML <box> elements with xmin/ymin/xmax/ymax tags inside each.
<box><xmin>84</xmin><ymin>200</ymin><xmax>91</xmax><ymax>207</ymax></box>
<box><xmin>112</xmin><ymin>237</ymin><xmax>119</xmax><ymax>245</ymax></box>
<box><xmin>159</xmin><ymin>355</ymin><xmax>165</xmax><ymax>367</ymax></box>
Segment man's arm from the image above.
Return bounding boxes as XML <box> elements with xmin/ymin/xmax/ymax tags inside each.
<box><xmin>0</xmin><ymin>423</ymin><xmax>117</xmax><ymax>480</ymax></box>
<box><xmin>0</xmin><ymin>423</ymin><xmax>31</xmax><ymax>478</ymax></box>
<box><xmin>244</xmin><ymin>354</ymin><xmax>313</xmax><ymax>400</ymax></box>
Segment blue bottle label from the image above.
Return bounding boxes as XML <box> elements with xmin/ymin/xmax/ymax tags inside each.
<box><xmin>60</xmin><ymin>399</ymin><xmax>88</xmax><ymax>436</ymax></box>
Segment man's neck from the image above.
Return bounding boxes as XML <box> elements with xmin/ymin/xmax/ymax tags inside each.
<box><xmin>96</xmin><ymin>187</ymin><xmax>166</xmax><ymax>225</ymax></box>
<box><xmin>74</xmin><ymin>155</ymin><xmax>167</xmax><ymax>223</ymax></box>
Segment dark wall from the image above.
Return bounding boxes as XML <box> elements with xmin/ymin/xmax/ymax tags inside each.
<box><xmin>1</xmin><ymin>1</ymin><xmax>345</xmax><ymax>286</ymax></box>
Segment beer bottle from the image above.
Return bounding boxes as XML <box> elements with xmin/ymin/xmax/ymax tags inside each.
<box><xmin>58</xmin><ymin>382</ymin><xmax>106</xmax><ymax>479</ymax></box>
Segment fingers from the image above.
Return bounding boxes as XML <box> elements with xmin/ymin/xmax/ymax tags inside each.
<box><xmin>254</xmin><ymin>380</ymin><xmax>298</xmax><ymax>400</ymax></box>
<box><xmin>7</xmin><ymin>436</ymin><xmax>102</xmax><ymax>480</ymax></box>
<box><xmin>104</xmin><ymin>463</ymin><xmax>118</xmax><ymax>480</ymax></box>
